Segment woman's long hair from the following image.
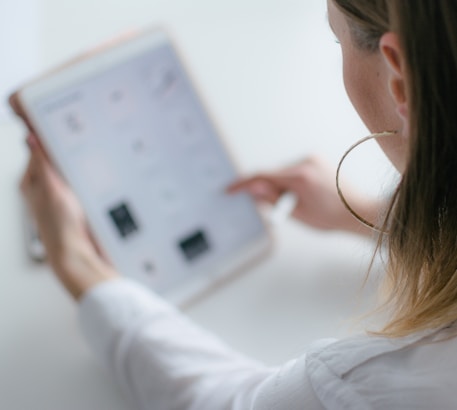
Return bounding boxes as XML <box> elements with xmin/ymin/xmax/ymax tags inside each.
<box><xmin>334</xmin><ymin>0</ymin><xmax>457</xmax><ymax>337</ymax></box>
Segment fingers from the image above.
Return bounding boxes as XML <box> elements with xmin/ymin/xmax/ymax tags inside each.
<box><xmin>26</xmin><ymin>133</ymin><xmax>38</xmax><ymax>148</ymax></box>
<box><xmin>21</xmin><ymin>134</ymin><xmax>58</xmax><ymax>209</ymax></box>
<box><xmin>21</xmin><ymin>137</ymin><xmax>42</xmax><ymax>188</ymax></box>
<box><xmin>21</xmin><ymin>149</ymin><xmax>40</xmax><ymax>195</ymax></box>
<box><xmin>27</xmin><ymin>134</ymin><xmax>49</xmax><ymax>169</ymax></box>
<box><xmin>226</xmin><ymin>157</ymin><xmax>330</xmax><ymax>210</ymax></box>
<box><xmin>226</xmin><ymin>175</ymin><xmax>268</xmax><ymax>194</ymax></box>
<box><xmin>26</xmin><ymin>133</ymin><xmax>48</xmax><ymax>158</ymax></box>
<box><xmin>227</xmin><ymin>175</ymin><xmax>286</xmax><ymax>205</ymax></box>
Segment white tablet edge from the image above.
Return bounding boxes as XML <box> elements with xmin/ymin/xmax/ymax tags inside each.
<box><xmin>167</xmin><ymin>234</ymin><xmax>272</xmax><ymax>307</ymax></box>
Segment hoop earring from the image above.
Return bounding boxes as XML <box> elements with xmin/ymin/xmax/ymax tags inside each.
<box><xmin>336</xmin><ymin>131</ymin><xmax>397</xmax><ymax>233</ymax></box>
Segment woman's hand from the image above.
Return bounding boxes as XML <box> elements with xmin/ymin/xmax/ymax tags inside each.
<box><xmin>20</xmin><ymin>134</ymin><xmax>118</xmax><ymax>300</ymax></box>
<box><xmin>228</xmin><ymin>156</ymin><xmax>380</xmax><ymax>236</ymax></box>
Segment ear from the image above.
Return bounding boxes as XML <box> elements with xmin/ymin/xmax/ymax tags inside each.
<box><xmin>379</xmin><ymin>32</ymin><xmax>409</xmax><ymax>122</ymax></box>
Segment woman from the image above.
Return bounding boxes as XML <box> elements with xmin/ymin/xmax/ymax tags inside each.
<box><xmin>21</xmin><ymin>0</ymin><xmax>457</xmax><ymax>408</ymax></box>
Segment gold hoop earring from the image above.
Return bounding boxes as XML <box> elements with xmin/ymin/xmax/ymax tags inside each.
<box><xmin>336</xmin><ymin>131</ymin><xmax>397</xmax><ymax>233</ymax></box>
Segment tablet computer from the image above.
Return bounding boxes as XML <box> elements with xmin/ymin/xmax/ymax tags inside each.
<box><xmin>11</xmin><ymin>28</ymin><xmax>272</xmax><ymax>305</ymax></box>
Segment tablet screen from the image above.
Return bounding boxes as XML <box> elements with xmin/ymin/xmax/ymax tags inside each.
<box><xmin>22</xmin><ymin>32</ymin><xmax>269</xmax><ymax>300</ymax></box>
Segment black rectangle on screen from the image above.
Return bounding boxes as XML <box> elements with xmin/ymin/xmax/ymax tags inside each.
<box><xmin>179</xmin><ymin>230</ymin><xmax>210</xmax><ymax>261</ymax></box>
<box><xmin>109</xmin><ymin>202</ymin><xmax>139</xmax><ymax>238</ymax></box>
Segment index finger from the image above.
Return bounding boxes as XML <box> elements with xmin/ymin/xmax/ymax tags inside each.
<box><xmin>227</xmin><ymin>175</ymin><xmax>288</xmax><ymax>206</ymax></box>
<box><xmin>227</xmin><ymin>174</ymin><xmax>275</xmax><ymax>193</ymax></box>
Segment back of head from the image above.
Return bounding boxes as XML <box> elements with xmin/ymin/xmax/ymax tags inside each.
<box><xmin>333</xmin><ymin>0</ymin><xmax>457</xmax><ymax>337</ymax></box>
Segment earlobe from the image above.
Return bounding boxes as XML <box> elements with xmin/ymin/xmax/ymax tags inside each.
<box><xmin>380</xmin><ymin>32</ymin><xmax>408</xmax><ymax>120</ymax></box>
<box><xmin>390</xmin><ymin>77</ymin><xmax>408</xmax><ymax>119</ymax></box>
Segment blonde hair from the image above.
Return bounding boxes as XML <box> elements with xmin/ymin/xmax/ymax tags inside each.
<box><xmin>333</xmin><ymin>0</ymin><xmax>457</xmax><ymax>337</ymax></box>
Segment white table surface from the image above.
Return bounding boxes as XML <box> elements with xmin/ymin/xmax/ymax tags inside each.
<box><xmin>0</xmin><ymin>1</ymin><xmax>391</xmax><ymax>409</ymax></box>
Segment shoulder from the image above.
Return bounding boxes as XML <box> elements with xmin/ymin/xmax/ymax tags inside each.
<box><xmin>306</xmin><ymin>329</ymin><xmax>457</xmax><ymax>409</ymax></box>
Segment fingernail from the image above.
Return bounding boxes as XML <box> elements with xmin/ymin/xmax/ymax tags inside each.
<box><xmin>250</xmin><ymin>182</ymin><xmax>270</xmax><ymax>197</ymax></box>
<box><xmin>26</xmin><ymin>135</ymin><xmax>36</xmax><ymax>150</ymax></box>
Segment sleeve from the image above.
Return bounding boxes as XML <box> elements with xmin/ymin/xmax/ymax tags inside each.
<box><xmin>79</xmin><ymin>278</ymin><xmax>325</xmax><ymax>410</ymax></box>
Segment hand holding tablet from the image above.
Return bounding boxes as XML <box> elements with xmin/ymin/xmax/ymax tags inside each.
<box><xmin>12</xmin><ymin>29</ymin><xmax>271</xmax><ymax>305</ymax></box>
